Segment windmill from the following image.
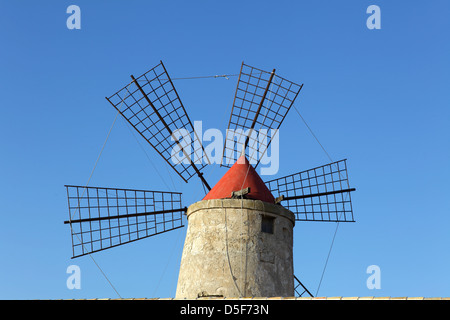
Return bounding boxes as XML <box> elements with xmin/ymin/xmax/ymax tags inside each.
<box><xmin>64</xmin><ymin>61</ymin><xmax>356</xmax><ymax>298</ymax></box>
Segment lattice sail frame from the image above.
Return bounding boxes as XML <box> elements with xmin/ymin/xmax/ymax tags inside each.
<box><xmin>64</xmin><ymin>185</ymin><xmax>185</xmax><ymax>258</ymax></box>
<box><xmin>222</xmin><ymin>62</ymin><xmax>303</xmax><ymax>168</ymax></box>
<box><xmin>294</xmin><ymin>275</ymin><xmax>314</xmax><ymax>298</ymax></box>
<box><xmin>106</xmin><ymin>61</ymin><xmax>210</xmax><ymax>188</ymax></box>
<box><xmin>265</xmin><ymin>160</ymin><xmax>355</xmax><ymax>222</ymax></box>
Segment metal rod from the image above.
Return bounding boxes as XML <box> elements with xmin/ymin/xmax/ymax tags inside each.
<box><xmin>282</xmin><ymin>188</ymin><xmax>356</xmax><ymax>201</ymax></box>
<box><xmin>64</xmin><ymin>185</ymin><xmax>182</xmax><ymax>194</ymax></box>
<box><xmin>66</xmin><ymin>186</ymin><xmax>75</xmax><ymax>258</ymax></box>
<box><xmin>130</xmin><ymin>75</ymin><xmax>211</xmax><ymax>191</ymax></box>
<box><xmin>243</xmin><ymin>68</ymin><xmax>276</xmax><ymax>152</ymax></box>
<box><xmin>70</xmin><ymin>225</ymin><xmax>184</xmax><ymax>259</ymax></box>
<box><xmin>64</xmin><ymin>207</ymin><xmax>188</xmax><ymax>225</ymax></box>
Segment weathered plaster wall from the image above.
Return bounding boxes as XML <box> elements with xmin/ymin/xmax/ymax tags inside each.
<box><xmin>175</xmin><ymin>199</ymin><xmax>295</xmax><ymax>299</ymax></box>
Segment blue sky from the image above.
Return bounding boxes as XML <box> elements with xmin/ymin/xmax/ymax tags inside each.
<box><xmin>0</xmin><ymin>0</ymin><xmax>449</xmax><ymax>299</ymax></box>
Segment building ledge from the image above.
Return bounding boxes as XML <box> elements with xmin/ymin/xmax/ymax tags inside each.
<box><xmin>64</xmin><ymin>297</ymin><xmax>449</xmax><ymax>301</ymax></box>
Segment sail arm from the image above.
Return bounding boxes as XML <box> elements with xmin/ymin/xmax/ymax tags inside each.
<box><xmin>266</xmin><ymin>159</ymin><xmax>356</xmax><ymax>222</ymax></box>
<box><xmin>65</xmin><ymin>185</ymin><xmax>185</xmax><ymax>258</ymax></box>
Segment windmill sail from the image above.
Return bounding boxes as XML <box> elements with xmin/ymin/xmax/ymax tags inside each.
<box><xmin>222</xmin><ymin>62</ymin><xmax>303</xmax><ymax>168</ymax></box>
<box><xmin>265</xmin><ymin>159</ymin><xmax>355</xmax><ymax>222</ymax></box>
<box><xmin>106</xmin><ymin>61</ymin><xmax>211</xmax><ymax>190</ymax></box>
<box><xmin>294</xmin><ymin>275</ymin><xmax>314</xmax><ymax>298</ymax></box>
<box><xmin>64</xmin><ymin>185</ymin><xmax>185</xmax><ymax>258</ymax></box>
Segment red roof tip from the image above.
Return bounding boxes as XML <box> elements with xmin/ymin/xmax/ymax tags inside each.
<box><xmin>202</xmin><ymin>155</ymin><xmax>275</xmax><ymax>203</ymax></box>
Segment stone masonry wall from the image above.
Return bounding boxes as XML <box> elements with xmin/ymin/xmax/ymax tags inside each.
<box><xmin>175</xmin><ymin>199</ymin><xmax>295</xmax><ymax>299</ymax></box>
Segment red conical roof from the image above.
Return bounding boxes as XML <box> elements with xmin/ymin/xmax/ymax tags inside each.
<box><xmin>202</xmin><ymin>156</ymin><xmax>275</xmax><ymax>203</ymax></box>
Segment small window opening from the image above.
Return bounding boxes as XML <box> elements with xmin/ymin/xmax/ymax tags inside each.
<box><xmin>261</xmin><ymin>216</ymin><xmax>275</xmax><ymax>234</ymax></box>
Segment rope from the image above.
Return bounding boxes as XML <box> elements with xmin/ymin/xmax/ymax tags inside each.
<box><xmin>151</xmin><ymin>219</ymin><xmax>185</xmax><ymax>297</ymax></box>
<box><xmin>122</xmin><ymin>118</ymin><xmax>176</xmax><ymax>191</ymax></box>
<box><xmin>291</xmin><ymin>103</ymin><xmax>347</xmax><ymax>297</ymax></box>
<box><xmin>222</xmin><ymin>201</ymin><xmax>243</xmax><ymax>296</ymax></box>
<box><xmin>172</xmin><ymin>74</ymin><xmax>239</xmax><ymax>80</ymax></box>
<box><xmin>135</xmin><ymin>74</ymin><xmax>239</xmax><ymax>81</ymax></box>
<box><xmin>292</xmin><ymin>104</ymin><xmax>333</xmax><ymax>163</ymax></box>
<box><xmin>67</xmin><ymin>109</ymin><xmax>123</xmax><ymax>299</ymax></box>
<box><xmin>315</xmin><ymin>210</ymin><xmax>341</xmax><ymax>296</ymax></box>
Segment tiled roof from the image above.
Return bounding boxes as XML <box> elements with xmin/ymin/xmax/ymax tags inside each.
<box><xmin>202</xmin><ymin>155</ymin><xmax>275</xmax><ymax>203</ymax></box>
